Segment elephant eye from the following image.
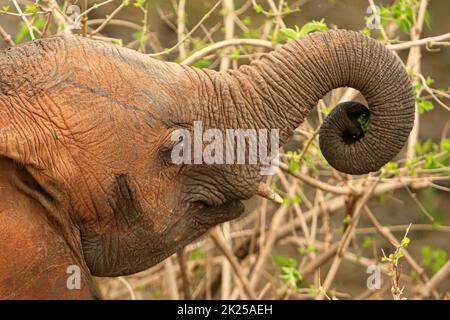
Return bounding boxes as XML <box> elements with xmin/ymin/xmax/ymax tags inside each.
<box><xmin>158</xmin><ymin>134</ymin><xmax>184</xmax><ymax>166</ymax></box>
<box><xmin>159</xmin><ymin>145</ymin><xmax>176</xmax><ymax>166</ymax></box>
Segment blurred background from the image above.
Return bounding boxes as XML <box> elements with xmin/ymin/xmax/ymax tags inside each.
<box><xmin>0</xmin><ymin>0</ymin><xmax>448</xmax><ymax>299</ymax></box>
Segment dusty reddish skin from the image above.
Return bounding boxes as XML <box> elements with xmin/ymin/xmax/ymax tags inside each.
<box><xmin>0</xmin><ymin>30</ymin><xmax>414</xmax><ymax>299</ymax></box>
<box><xmin>0</xmin><ymin>158</ymin><xmax>99</xmax><ymax>299</ymax></box>
<box><xmin>0</xmin><ymin>36</ymin><xmax>248</xmax><ymax>299</ymax></box>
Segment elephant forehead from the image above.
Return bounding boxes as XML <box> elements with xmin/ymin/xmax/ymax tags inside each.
<box><xmin>1</xmin><ymin>35</ymin><xmax>183</xmax><ymax>109</ymax></box>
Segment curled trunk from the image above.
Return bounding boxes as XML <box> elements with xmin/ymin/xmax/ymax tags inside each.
<box><xmin>228</xmin><ymin>29</ymin><xmax>415</xmax><ymax>174</ymax></box>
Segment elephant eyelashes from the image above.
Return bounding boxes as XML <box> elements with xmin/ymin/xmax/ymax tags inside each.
<box><xmin>191</xmin><ymin>199</ymin><xmax>212</xmax><ymax>210</ymax></box>
<box><xmin>158</xmin><ymin>132</ymin><xmax>183</xmax><ymax>166</ymax></box>
<box><xmin>158</xmin><ymin>146</ymin><xmax>176</xmax><ymax>166</ymax></box>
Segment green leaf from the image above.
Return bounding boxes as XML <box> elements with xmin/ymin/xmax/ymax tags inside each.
<box><xmin>320</xmin><ymin>107</ymin><xmax>332</xmax><ymax>114</ymax></box>
<box><xmin>15</xmin><ymin>24</ymin><xmax>31</xmax><ymax>43</ymax></box>
<box><xmin>24</xmin><ymin>4</ymin><xmax>38</xmax><ymax>14</ymax></box>
<box><xmin>134</xmin><ymin>0</ymin><xmax>146</xmax><ymax>8</ymax></box>
<box><xmin>425</xmin><ymin>76</ymin><xmax>434</xmax><ymax>86</ymax></box>
<box><xmin>189</xmin><ymin>248</ymin><xmax>203</xmax><ymax>261</ymax></box>
<box><xmin>133</xmin><ymin>31</ymin><xmax>143</xmax><ymax>41</ymax></box>
<box><xmin>382</xmin><ymin>0</ymin><xmax>431</xmax><ymax>35</ymax></box>
<box><xmin>396</xmin><ymin>250</ymin><xmax>405</xmax><ymax>259</ymax></box>
<box><xmin>297</xmin><ymin>19</ymin><xmax>328</xmax><ymax>38</ymax></box>
<box><xmin>242</xmin><ymin>16</ymin><xmax>252</xmax><ymax>26</ymax></box>
<box><xmin>2</xmin><ymin>5</ymin><xmax>10</xmax><ymax>12</ymax></box>
<box><xmin>319</xmin><ymin>286</ymin><xmax>327</xmax><ymax>295</ymax></box>
<box><xmin>303</xmin><ymin>154</ymin><xmax>317</xmax><ymax>172</ymax></box>
<box><xmin>279</xmin><ymin>27</ymin><xmax>300</xmax><ymax>40</ymax></box>
<box><xmin>280</xmin><ymin>266</ymin><xmax>303</xmax><ymax>288</ymax></box>
<box><xmin>298</xmin><ymin>246</ymin><xmax>306</xmax><ymax>255</ymax></box>
<box><xmin>253</xmin><ymin>4</ymin><xmax>263</xmax><ymax>13</ymax></box>
<box><xmin>432</xmin><ymin>249</ymin><xmax>447</xmax><ymax>273</ymax></box>
<box><xmin>288</xmin><ymin>159</ymin><xmax>299</xmax><ymax>173</ymax></box>
<box><xmin>362</xmin><ymin>236</ymin><xmax>373</xmax><ymax>249</ymax></box>
<box><xmin>440</xmin><ymin>139</ymin><xmax>450</xmax><ymax>152</ymax></box>
<box><xmin>307</xmin><ymin>245</ymin><xmax>317</xmax><ymax>253</ymax></box>
<box><xmin>432</xmin><ymin>221</ymin><xmax>442</xmax><ymax>230</ymax></box>
<box><xmin>415</xmin><ymin>139</ymin><xmax>432</xmax><ymax>155</ymax></box>
<box><xmin>357</xmin><ymin>114</ymin><xmax>369</xmax><ymax>133</ymax></box>
<box><xmin>401</xmin><ymin>236</ymin><xmax>410</xmax><ymax>248</ymax></box>
<box><xmin>418</xmin><ymin>99</ymin><xmax>434</xmax><ymax>114</ymax></box>
<box><xmin>111</xmin><ymin>38</ymin><xmax>123</xmax><ymax>46</ymax></box>
<box><xmin>421</xmin><ymin>245</ymin><xmax>433</xmax><ymax>268</ymax></box>
<box><xmin>384</xmin><ymin>162</ymin><xmax>400</xmax><ymax>175</ymax></box>
<box><xmin>424</xmin><ymin>10</ymin><xmax>431</xmax><ymax>28</ymax></box>
<box><xmin>193</xmin><ymin>59</ymin><xmax>211</xmax><ymax>68</ymax></box>
<box><xmin>343</xmin><ymin>215</ymin><xmax>351</xmax><ymax>225</ymax></box>
<box><xmin>424</xmin><ymin>153</ymin><xmax>441</xmax><ymax>170</ymax></box>
<box><xmin>274</xmin><ymin>254</ymin><xmax>297</xmax><ymax>268</ymax></box>
<box><xmin>280</xmin><ymin>19</ymin><xmax>327</xmax><ymax>41</ymax></box>
<box><xmin>232</xmin><ymin>48</ymin><xmax>240</xmax><ymax>61</ymax></box>
<box><xmin>361</xmin><ymin>27</ymin><xmax>371</xmax><ymax>37</ymax></box>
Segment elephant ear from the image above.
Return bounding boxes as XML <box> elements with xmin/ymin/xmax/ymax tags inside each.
<box><xmin>0</xmin><ymin>158</ymin><xmax>100</xmax><ymax>299</ymax></box>
<box><xmin>0</xmin><ymin>37</ymin><xmax>61</xmax><ymax>168</ymax></box>
<box><xmin>0</xmin><ymin>100</ymin><xmax>35</xmax><ymax>166</ymax></box>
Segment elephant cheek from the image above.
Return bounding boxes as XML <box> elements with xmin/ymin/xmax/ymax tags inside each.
<box><xmin>80</xmin><ymin>226</ymin><xmax>167</xmax><ymax>277</ymax></box>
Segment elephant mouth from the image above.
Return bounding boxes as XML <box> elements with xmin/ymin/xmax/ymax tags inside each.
<box><xmin>189</xmin><ymin>199</ymin><xmax>245</xmax><ymax>226</ymax></box>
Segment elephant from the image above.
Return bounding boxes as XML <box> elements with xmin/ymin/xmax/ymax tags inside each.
<box><xmin>0</xmin><ymin>29</ymin><xmax>415</xmax><ymax>299</ymax></box>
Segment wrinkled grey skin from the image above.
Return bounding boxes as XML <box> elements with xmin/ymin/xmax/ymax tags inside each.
<box><xmin>0</xmin><ymin>30</ymin><xmax>414</xmax><ymax>298</ymax></box>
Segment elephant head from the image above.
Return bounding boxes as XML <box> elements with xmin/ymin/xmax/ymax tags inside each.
<box><xmin>0</xmin><ymin>30</ymin><xmax>414</xmax><ymax>283</ymax></box>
